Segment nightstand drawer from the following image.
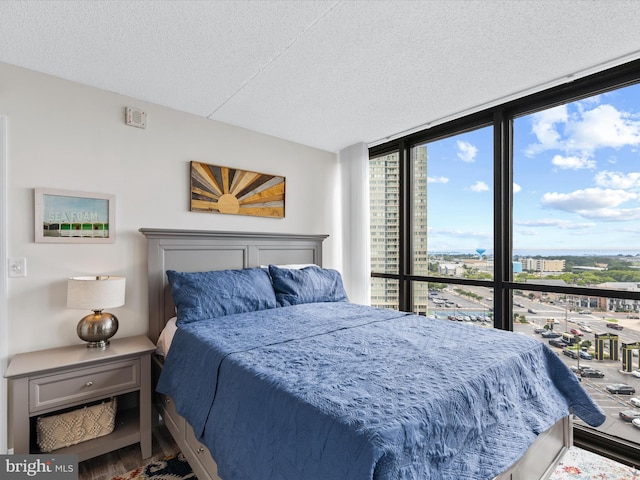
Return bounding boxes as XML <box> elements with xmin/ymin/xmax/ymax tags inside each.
<box><xmin>29</xmin><ymin>359</ymin><xmax>140</xmax><ymax>414</ymax></box>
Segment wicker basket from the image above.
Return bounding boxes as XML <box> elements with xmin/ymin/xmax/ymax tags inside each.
<box><xmin>36</xmin><ymin>398</ymin><xmax>117</xmax><ymax>452</ymax></box>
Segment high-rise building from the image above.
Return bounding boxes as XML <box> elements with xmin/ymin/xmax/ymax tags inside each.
<box><xmin>369</xmin><ymin>146</ymin><xmax>429</xmax><ymax>312</ymax></box>
<box><xmin>369</xmin><ymin>151</ymin><xmax>399</xmax><ymax>309</ymax></box>
<box><xmin>412</xmin><ymin>146</ymin><xmax>429</xmax><ymax>314</ymax></box>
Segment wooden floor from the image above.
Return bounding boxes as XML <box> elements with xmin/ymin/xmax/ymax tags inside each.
<box><xmin>78</xmin><ymin>421</ymin><xmax>180</xmax><ymax>480</ymax></box>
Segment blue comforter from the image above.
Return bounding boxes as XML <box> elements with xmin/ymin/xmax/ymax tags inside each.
<box><xmin>157</xmin><ymin>302</ymin><xmax>605</xmax><ymax>480</ymax></box>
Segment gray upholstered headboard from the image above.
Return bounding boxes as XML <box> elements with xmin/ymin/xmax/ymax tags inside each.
<box><xmin>139</xmin><ymin>228</ymin><xmax>328</xmax><ymax>343</ymax></box>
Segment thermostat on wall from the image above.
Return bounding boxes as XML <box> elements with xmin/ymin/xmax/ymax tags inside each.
<box><xmin>125</xmin><ymin>107</ymin><xmax>146</xmax><ymax>129</ymax></box>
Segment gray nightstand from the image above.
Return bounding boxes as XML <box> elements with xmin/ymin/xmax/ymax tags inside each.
<box><xmin>4</xmin><ymin>335</ymin><xmax>156</xmax><ymax>461</ymax></box>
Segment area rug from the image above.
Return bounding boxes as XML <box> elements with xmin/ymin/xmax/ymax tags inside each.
<box><xmin>549</xmin><ymin>446</ymin><xmax>640</xmax><ymax>480</ymax></box>
<box><xmin>112</xmin><ymin>447</ymin><xmax>640</xmax><ymax>480</ymax></box>
<box><xmin>110</xmin><ymin>453</ymin><xmax>197</xmax><ymax>480</ymax></box>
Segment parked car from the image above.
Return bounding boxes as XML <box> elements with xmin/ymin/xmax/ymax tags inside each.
<box><xmin>541</xmin><ymin>331</ymin><xmax>561</xmax><ymax>338</ymax></box>
<box><xmin>606</xmin><ymin>323</ymin><xmax>623</xmax><ymax>330</ymax></box>
<box><xmin>563</xmin><ymin>348</ymin><xmax>579</xmax><ymax>359</ymax></box>
<box><xmin>634</xmin><ymin>418</ymin><xmax>640</xmax><ymax>429</ymax></box>
<box><xmin>581</xmin><ymin>368</ymin><xmax>605</xmax><ymax>378</ymax></box>
<box><xmin>533</xmin><ymin>327</ymin><xmax>547</xmax><ymax>334</ymax></box>
<box><xmin>548</xmin><ymin>339</ymin><xmax>568</xmax><ymax>348</ymax></box>
<box><xmin>629</xmin><ymin>397</ymin><xmax>640</xmax><ymax>408</ymax></box>
<box><xmin>579</xmin><ymin>350</ymin><xmax>592</xmax><ymax>360</ymax></box>
<box><xmin>619</xmin><ymin>410</ymin><xmax>640</xmax><ymax>422</ymax></box>
<box><xmin>569</xmin><ymin>328</ymin><xmax>584</xmax><ymax>336</ymax></box>
<box><xmin>606</xmin><ymin>384</ymin><xmax>636</xmax><ymax>395</ymax></box>
<box><xmin>632</xmin><ymin>369</ymin><xmax>640</xmax><ymax>378</ymax></box>
<box><xmin>527</xmin><ymin>308</ymin><xmax>538</xmax><ymax>314</ymax></box>
<box><xmin>579</xmin><ymin>325</ymin><xmax>593</xmax><ymax>333</ymax></box>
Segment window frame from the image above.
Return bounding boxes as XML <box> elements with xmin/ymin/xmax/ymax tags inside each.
<box><xmin>369</xmin><ymin>58</ymin><xmax>640</xmax><ymax>466</ymax></box>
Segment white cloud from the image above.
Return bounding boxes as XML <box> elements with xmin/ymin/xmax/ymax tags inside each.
<box><xmin>427</xmin><ymin>176</ymin><xmax>449</xmax><ymax>184</ymax></box>
<box><xmin>525</xmin><ymin>102</ymin><xmax>640</xmax><ymax>157</ymax></box>
<box><xmin>540</xmin><ymin>187</ymin><xmax>639</xmax><ymax>221</ymax></box>
<box><xmin>470</xmin><ymin>181</ymin><xmax>489</xmax><ymax>192</ymax></box>
<box><xmin>575</xmin><ymin>95</ymin><xmax>602</xmax><ymax>112</ymax></box>
<box><xmin>541</xmin><ymin>187</ymin><xmax>635</xmax><ymax>210</ymax></box>
<box><xmin>577</xmin><ymin>207</ymin><xmax>640</xmax><ymax>221</ymax></box>
<box><xmin>515</xmin><ymin>218</ymin><xmax>596</xmax><ymax>229</ymax></box>
<box><xmin>427</xmin><ymin>226</ymin><xmax>491</xmax><ymax>240</ymax></box>
<box><xmin>456</xmin><ymin>140</ymin><xmax>477</xmax><ymax>162</ymax></box>
<box><xmin>566</xmin><ymin>104</ymin><xmax>640</xmax><ymax>153</ymax></box>
<box><xmin>551</xmin><ymin>154</ymin><xmax>596</xmax><ymax>170</ymax></box>
<box><xmin>594</xmin><ymin>170</ymin><xmax>640</xmax><ymax>190</ymax></box>
<box><xmin>513</xmin><ymin>182</ymin><xmax>521</xmax><ymax>193</ymax></box>
<box><xmin>525</xmin><ymin>105</ymin><xmax>568</xmax><ymax>156</ymax></box>
<box><xmin>516</xmin><ymin>219</ymin><xmax>567</xmax><ymax>227</ymax></box>
<box><xmin>565</xmin><ymin>222</ymin><xmax>597</xmax><ymax>230</ymax></box>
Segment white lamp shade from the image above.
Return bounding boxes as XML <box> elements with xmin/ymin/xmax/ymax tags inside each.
<box><xmin>67</xmin><ymin>276</ymin><xmax>126</xmax><ymax>310</ymax></box>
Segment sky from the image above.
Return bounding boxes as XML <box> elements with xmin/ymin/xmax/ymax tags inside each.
<box><xmin>43</xmin><ymin>193</ymin><xmax>110</xmax><ymax>224</ymax></box>
<box><xmin>424</xmin><ymin>82</ymin><xmax>640</xmax><ymax>255</ymax></box>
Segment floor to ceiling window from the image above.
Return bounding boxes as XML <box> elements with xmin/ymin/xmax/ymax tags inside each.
<box><xmin>369</xmin><ymin>60</ymin><xmax>640</xmax><ymax>465</ymax></box>
<box><xmin>369</xmin><ymin>151</ymin><xmax>400</xmax><ymax>310</ymax></box>
<box><xmin>411</xmin><ymin>128</ymin><xmax>494</xmax><ymax>317</ymax></box>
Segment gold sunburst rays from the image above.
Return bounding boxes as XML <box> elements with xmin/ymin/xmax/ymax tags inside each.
<box><xmin>190</xmin><ymin>161</ymin><xmax>285</xmax><ymax>218</ymax></box>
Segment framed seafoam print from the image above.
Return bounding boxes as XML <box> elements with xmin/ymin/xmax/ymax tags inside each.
<box><xmin>34</xmin><ymin>188</ymin><xmax>115</xmax><ymax>243</ymax></box>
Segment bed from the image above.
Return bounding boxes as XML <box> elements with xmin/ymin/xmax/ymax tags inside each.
<box><xmin>140</xmin><ymin>228</ymin><xmax>605</xmax><ymax>480</ymax></box>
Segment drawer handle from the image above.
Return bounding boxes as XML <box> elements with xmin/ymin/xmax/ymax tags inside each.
<box><xmin>197</xmin><ymin>447</ymin><xmax>205</xmax><ymax>454</ymax></box>
<box><xmin>84</xmin><ymin>381</ymin><xmax>94</xmax><ymax>387</ymax></box>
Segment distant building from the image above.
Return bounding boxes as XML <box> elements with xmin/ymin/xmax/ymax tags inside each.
<box><xmin>522</xmin><ymin>258</ymin><xmax>565</xmax><ymax>273</ymax></box>
<box><xmin>597</xmin><ymin>282</ymin><xmax>640</xmax><ymax>313</ymax></box>
<box><xmin>438</xmin><ymin>263</ymin><xmax>465</xmax><ymax>276</ymax></box>
<box><xmin>573</xmin><ymin>266</ymin><xmax>606</xmax><ymax>272</ymax></box>
<box><xmin>465</xmin><ymin>258</ymin><xmax>493</xmax><ymax>273</ymax></box>
<box><xmin>370</xmin><ymin>146</ymin><xmax>428</xmax><ymax>311</ymax></box>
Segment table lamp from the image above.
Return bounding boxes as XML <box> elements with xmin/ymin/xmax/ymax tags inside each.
<box><xmin>67</xmin><ymin>275</ymin><xmax>126</xmax><ymax>348</ymax></box>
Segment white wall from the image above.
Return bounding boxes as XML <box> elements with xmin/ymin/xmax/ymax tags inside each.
<box><xmin>1</xmin><ymin>115</ymin><xmax>8</xmax><ymax>453</ymax></box>
<box><xmin>338</xmin><ymin>143</ymin><xmax>370</xmax><ymax>305</ymax></box>
<box><xmin>2</xmin><ymin>61</ymin><xmax>341</xmax><ymax>355</ymax></box>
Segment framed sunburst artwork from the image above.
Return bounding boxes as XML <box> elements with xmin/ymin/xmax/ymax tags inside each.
<box><xmin>190</xmin><ymin>161</ymin><xmax>286</xmax><ymax>218</ymax></box>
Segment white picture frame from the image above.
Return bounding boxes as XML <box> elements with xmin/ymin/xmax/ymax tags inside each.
<box><xmin>34</xmin><ymin>188</ymin><xmax>115</xmax><ymax>243</ymax></box>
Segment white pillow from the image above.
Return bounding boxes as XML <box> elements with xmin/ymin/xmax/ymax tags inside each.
<box><xmin>156</xmin><ymin>316</ymin><xmax>178</xmax><ymax>356</ymax></box>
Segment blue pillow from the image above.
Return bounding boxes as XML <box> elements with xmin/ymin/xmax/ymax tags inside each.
<box><xmin>166</xmin><ymin>267</ymin><xmax>277</xmax><ymax>324</ymax></box>
<box><xmin>268</xmin><ymin>264</ymin><xmax>349</xmax><ymax>307</ymax></box>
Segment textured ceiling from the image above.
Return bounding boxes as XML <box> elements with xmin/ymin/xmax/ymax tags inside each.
<box><xmin>1</xmin><ymin>0</ymin><xmax>640</xmax><ymax>152</ymax></box>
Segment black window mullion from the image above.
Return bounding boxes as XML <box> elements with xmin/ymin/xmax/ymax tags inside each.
<box><xmin>493</xmin><ymin>110</ymin><xmax>513</xmax><ymax>331</ymax></box>
<box><xmin>398</xmin><ymin>140</ymin><xmax>412</xmax><ymax>311</ymax></box>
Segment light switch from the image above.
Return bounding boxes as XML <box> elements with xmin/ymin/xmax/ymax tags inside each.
<box><xmin>8</xmin><ymin>257</ymin><xmax>27</xmax><ymax>277</ymax></box>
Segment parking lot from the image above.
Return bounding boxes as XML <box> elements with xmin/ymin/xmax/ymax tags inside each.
<box><xmin>514</xmin><ymin>321</ymin><xmax>640</xmax><ymax>442</ymax></box>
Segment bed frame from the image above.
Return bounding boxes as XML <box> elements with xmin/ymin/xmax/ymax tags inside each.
<box><xmin>140</xmin><ymin>228</ymin><xmax>571</xmax><ymax>480</ymax></box>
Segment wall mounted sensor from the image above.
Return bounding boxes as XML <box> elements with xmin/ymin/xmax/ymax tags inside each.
<box><xmin>125</xmin><ymin>107</ymin><xmax>146</xmax><ymax>129</ymax></box>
